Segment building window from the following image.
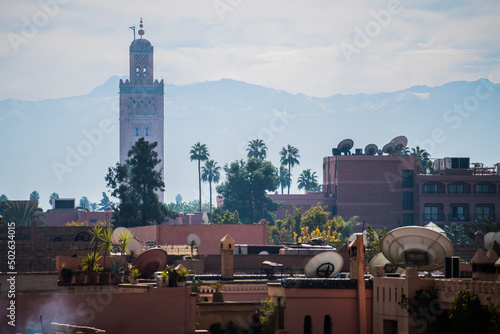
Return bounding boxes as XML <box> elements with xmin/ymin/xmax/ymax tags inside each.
<box><xmin>423</xmin><ymin>184</ymin><xmax>438</xmax><ymax>194</ymax></box>
<box><xmin>403</xmin><ymin>192</ymin><xmax>414</xmax><ymax>210</ymax></box>
<box><xmin>424</xmin><ymin>206</ymin><xmax>441</xmax><ymax>221</ymax></box>
<box><xmin>136</xmin><ymin>67</ymin><xmax>140</xmax><ymax>76</ymax></box>
<box><xmin>304</xmin><ymin>315</ymin><xmax>312</xmax><ymax>334</ymax></box>
<box><xmin>402</xmin><ymin>170</ymin><xmax>413</xmax><ymax>188</ymax></box>
<box><xmin>402</xmin><ymin>214</ymin><xmax>414</xmax><ymax>226</ymax></box>
<box><xmin>450</xmin><ymin>205</ymin><xmax>469</xmax><ymax>222</ymax></box>
<box><xmin>135</xmin><ymin>127</ymin><xmax>140</xmax><ymax>136</ymax></box>
<box><xmin>476</xmin><ymin>205</ymin><xmax>491</xmax><ymax>220</ymax></box>
<box><xmin>449</xmin><ymin>184</ymin><xmax>464</xmax><ymax>194</ymax></box>
<box><xmin>475</xmin><ymin>184</ymin><xmax>491</xmax><ymax>194</ymax></box>
<box><xmin>324</xmin><ymin>315</ymin><xmax>332</xmax><ymax>334</ymax></box>
<box><xmin>145</xmin><ymin>127</ymin><xmax>149</xmax><ymax>136</ymax></box>
<box><xmin>143</xmin><ymin>67</ymin><xmax>147</xmax><ymax>77</ymax></box>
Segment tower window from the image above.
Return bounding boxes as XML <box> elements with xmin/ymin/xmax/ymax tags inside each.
<box><xmin>136</xmin><ymin>67</ymin><xmax>140</xmax><ymax>76</ymax></box>
<box><xmin>135</xmin><ymin>127</ymin><xmax>140</xmax><ymax>136</ymax></box>
<box><xmin>143</xmin><ymin>67</ymin><xmax>147</xmax><ymax>77</ymax></box>
<box><xmin>145</xmin><ymin>128</ymin><xmax>149</xmax><ymax>136</ymax></box>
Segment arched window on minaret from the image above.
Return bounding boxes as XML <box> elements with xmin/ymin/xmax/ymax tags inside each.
<box><xmin>136</xmin><ymin>67</ymin><xmax>140</xmax><ymax>76</ymax></box>
<box><xmin>143</xmin><ymin>67</ymin><xmax>147</xmax><ymax>77</ymax></box>
<box><xmin>135</xmin><ymin>127</ymin><xmax>140</xmax><ymax>136</ymax></box>
<box><xmin>145</xmin><ymin>127</ymin><xmax>149</xmax><ymax>136</ymax></box>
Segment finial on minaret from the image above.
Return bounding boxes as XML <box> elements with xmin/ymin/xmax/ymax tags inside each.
<box><xmin>138</xmin><ymin>18</ymin><xmax>145</xmax><ymax>38</ymax></box>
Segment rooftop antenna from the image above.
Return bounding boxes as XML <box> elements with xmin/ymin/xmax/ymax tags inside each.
<box><xmin>129</xmin><ymin>24</ymin><xmax>136</xmax><ymax>40</ymax></box>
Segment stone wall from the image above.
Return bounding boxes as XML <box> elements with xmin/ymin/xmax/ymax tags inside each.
<box><xmin>0</xmin><ymin>224</ymin><xmax>93</xmax><ymax>272</ymax></box>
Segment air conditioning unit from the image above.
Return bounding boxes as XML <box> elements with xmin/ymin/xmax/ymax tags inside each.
<box><xmin>355</xmin><ymin>148</ymin><xmax>363</xmax><ymax>155</ymax></box>
<box><xmin>434</xmin><ymin>159</ymin><xmax>443</xmax><ymax>171</ymax></box>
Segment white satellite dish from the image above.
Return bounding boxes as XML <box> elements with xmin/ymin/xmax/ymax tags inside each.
<box><xmin>187</xmin><ymin>233</ymin><xmax>201</xmax><ymax>257</ymax></box>
<box><xmin>349</xmin><ymin>232</ymin><xmax>368</xmax><ymax>245</ymax></box>
<box><xmin>127</xmin><ymin>239</ymin><xmax>142</xmax><ymax>257</ymax></box>
<box><xmin>304</xmin><ymin>251</ymin><xmax>343</xmax><ymax>278</ymax></box>
<box><xmin>382</xmin><ymin>143</ymin><xmax>397</xmax><ymax>155</ymax></box>
<box><xmin>390</xmin><ymin>136</ymin><xmax>408</xmax><ymax>155</ymax></box>
<box><xmin>337</xmin><ymin>139</ymin><xmax>354</xmax><ymax>154</ymax></box>
<box><xmin>202</xmin><ymin>212</ymin><xmax>209</xmax><ymax>224</ymax></box>
<box><xmin>491</xmin><ymin>232</ymin><xmax>500</xmax><ymax>249</ymax></box>
<box><xmin>111</xmin><ymin>227</ymin><xmax>132</xmax><ymax>244</ymax></box>
<box><xmin>485</xmin><ymin>232</ymin><xmax>495</xmax><ymax>250</ymax></box>
<box><xmin>364</xmin><ymin>144</ymin><xmax>378</xmax><ymax>155</ymax></box>
<box><xmin>368</xmin><ymin>252</ymin><xmax>403</xmax><ymax>276</ymax></box>
<box><xmin>381</xmin><ymin>226</ymin><xmax>455</xmax><ymax>271</ymax></box>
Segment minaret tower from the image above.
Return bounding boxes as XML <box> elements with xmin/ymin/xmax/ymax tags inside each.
<box><xmin>119</xmin><ymin>19</ymin><xmax>164</xmax><ymax>202</ymax></box>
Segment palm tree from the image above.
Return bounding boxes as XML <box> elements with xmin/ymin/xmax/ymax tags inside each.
<box><xmin>1</xmin><ymin>201</ymin><xmax>45</xmax><ymax>226</ymax></box>
<box><xmin>29</xmin><ymin>191</ymin><xmax>40</xmax><ymax>201</ymax></box>
<box><xmin>278</xmin><ymin>166</ymin><xmax>290</xmax><ymax>195</ymax></box>
<box><xmin>246</xmin><ymin>139</ymin><xmax>268</xmax><ymax>159</ymax></box>
<box><xmin>49</xmin><ymin>192</ymin><xmax>59</xmax><ymax>207</ymax></box>
<box><xmin>279</xmin><ymin>145</ymin><xmax>300</xmax><ymax>194</ymax></box>
<box><xmin>297</xmin><ymin>169</ymin><xmax>320</xmax><ymax>192</ymax></box>
<box><xmin>190</xmin><ymin>142</ymin><xmax>210</xmax><ymax>212</ymax></box>
<box><xmin>201</xmin><ymin>159</ymin><xmax>221</xmax><ymax>212</ymax></box>
<box><xmin>410</xmin><ymin>146</ymin><xmax>432</xmax><ymax>174</ymax></box>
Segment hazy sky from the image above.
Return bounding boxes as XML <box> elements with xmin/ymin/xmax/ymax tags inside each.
<box><xmin>1</xmin><ymin>0</ymin><xmax>499</xmax><ymax>101</ymax></box>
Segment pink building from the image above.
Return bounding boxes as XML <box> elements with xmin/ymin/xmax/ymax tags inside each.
<box><xmin>322</xmin><ymin>154</ymin><xmax>500</xmax><ymax>231</ymax></box>
<box><xmin>268</xmin><ymin>192</ymin><xmax>335</xmax><ymax>220</ymax></box>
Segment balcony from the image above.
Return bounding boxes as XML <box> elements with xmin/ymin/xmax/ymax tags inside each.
<box><xmin>474</xmin><ymin>214</ymin><xmax>497</xmax><ymax>221</ymax></box>
<box><xmin>423</xmin><ymin>213</ymin><xmax>445</xmax><ymax>222</ymax></box>
<box><xmin>448</xmin><ymin>214</ymin><xmax>471</xmax><ymax>222</ymax></box>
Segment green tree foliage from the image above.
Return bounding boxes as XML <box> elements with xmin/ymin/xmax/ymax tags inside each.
<box><xmin>277</xmin><ymin>166</ymin><xmax>290</xmax><ymax>195</ymax></box>
<box><xmin>201</xmin><ymin>159</ymin><xmax>221</xmax><ymax>212</ymax></box>
<box><xmin>449</xmin><ymin>289</ymin><xmax>490</xmax><ymax>333</ymax></box>
<box><xmin>79</xmin><ymin>196</ymin><xmax>91</xmax><ymax>210</ymax></box>
<box><xmin>297</xmin><ymin>169</ymin><xmax>320</xmax><ymax>192</ymax></box>
<box><xmin>268</xmin><ymin>219</ymin><xmax>295</xmax><ymax>245</ymax></box>
<box><xmin>209</xmin><ymin>209</ymin><xmax>242</xmax><ymax>224</ymax></box>
<box><xmin>175</xmin><ymin>194</ymin><xmax>182</xmax><ymax>203</ymax></box>
<box><xmin>247</xmin><ymin>139</ymin><xmax>268</xmax><ymax>159</ymax></box>
<box><xmin>98</xmin><ymin>192</ymin><xmax>113</xmax><ymax>211</ymax></box>
<box><xmin>258</xmin><ymin>298</ymin><xmax>278</xmax><ymax>334</ymax></box>
<box><xmin>365</xmin><ymin>225</ymin><xmax>387</xmax><ymax>263</ymax></box>
<box><xmin>49</xmin><ymin>192</ymin><xmax>59</xmax><ymax>206</ymax></box>
<box><xmin>279</xmin><ymin>144</ymin><xmax>300</xmax><ymax>194</ymax></box>
<box><xmin>29</xmin><ymin>191</ymin><xmax>40</xmax><ymax>201</ymax></box>
<box><xmin>466</xmin><ymin>217</ymin><xmax>500</xmax><ymax>241</ymax></box>
<box><xmin>0</xmin><ymin>194</ymin><xmax>8</xmax><ymax>201</ymax></box>
<box><xmin>0</xmin><ymin>201</ymin><xmax>45</xmax><ymax>227</ymax></box>
<box><xmin>167</xmin><ymin>200</ymin><xmax>210</xmax><ymax>213</ymax></box>
<box><xmin>190</xmin><ymin>142</ymin><xmax>210</xmax><ymax>212</ymax></box>
<box><xmin>402</xmin><ymin>146</ymin><xmax>433</xmax><ymax>174</ymax></box>
<box><xmin>105</xmin><ymin>138</ymin><xmax>165</xmax><ymax>227</ymax></box>
<box><xmin>216</xmin><ymin>158</ymin><xmax>281</xmax><ymax>224</ymax></box>
<box><xmin>444</xmin><ymin>223</ymin><xmax>472</xmax><ymax>244</ymax></box>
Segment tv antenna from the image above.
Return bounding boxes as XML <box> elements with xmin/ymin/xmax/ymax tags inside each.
<box><xmin>129</xmin><ymin>24</ymin><xmax>136</xmax><ymax>40</ymax></box>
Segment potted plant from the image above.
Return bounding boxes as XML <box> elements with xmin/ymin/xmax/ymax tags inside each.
<box><xmin>168</xmin><ymin>267</ymin><xmax>178</xmax><ymax>287</ymax></box>
<box><xmin>211</xmin><ymin>281</ymin><xmax>224</xmax><ymax>302</ymax></box>
<box><xmin>177</xmin><ymin>267</ymin><xmax>189</xmax><ymax>287</ymax></box>
<box><xmin>158</xmin><ymin>270</ymin><xmax>169</xmax><ymax>288</ymax></box>
<box><xmin>60</xmin><ymin>263</ymin><xmax>74</xmax><ymax>283</ymax></box>
<box><xmin>74</xmin><ymin>264</ymin><xmax>85</xmax><ymax>284</ymax></box>
<box><xmin>129</xmin><ymin>267</ymin><xmax>141</xmax><ymax>284</ymax></box>
<box><xmin>82</xmin><ymin>252</ymin><xmax>102</xmax><ymax>284</ymax></box>
<box><xmin>109</xmin><ymin>258</ymin><xmax>123</xmax><ymax>283</ymax></box>
<box><xmin>98</xmin><ymin>267</ymin><xmax>110</xmax><ymax>283</ymax></box>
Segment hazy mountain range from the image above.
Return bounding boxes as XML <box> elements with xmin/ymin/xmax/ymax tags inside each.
<box><xmin>1</xmin><ymin>77</ymin><xmax>499</xmax><ymax>209</ymax></box>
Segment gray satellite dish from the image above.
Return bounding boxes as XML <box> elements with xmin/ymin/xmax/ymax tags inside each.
<box><xmin>382</xmin><ymin>143</ymin><xmax>396</xmax><ymax>155</ymax></box>
<box><xmin>485</xmin><ymin>232</ymin><xmax>495</xmax><ymax>250</ymax></box>
<box><xmin>337</xmin><ymin>139</ymin><xmax>354</xmax><ymax>154</ymax></box>
<box><xmin>390</xmin><ymin>136</ymin><xmax>408</xmax><ymax>155</ymax></box>
<box><xmin>368</xmin><ymin>252</ymin><xmax>403</xmax><ymax>276</ymax></box>
<box><xmin>187</xmin><ymin>233</ymin><xmax>201</xmax><ymax>257</ymax></box>
<box><xmin>376</xmin><ymin>149</ymin><xmax>384</xmax><ymax>156</ymax></box>
<box><xmin>364</xmin><ymin>144</ymin><xmax>378</xmax><ymax>155</ymax></box>
<box><xmin>111</xmin><ymin>227</ymin><xmax>132</xmax><ymax>244</ymax></box>
<box><xmin>304</xmin><ymin>251</ymin><xmax>343</xmax><ymax>278</ymax></box>
<box><xmin>381</xmin><ymin>226</ymin><xmax>455</xmax><ymax>271</ymax></box>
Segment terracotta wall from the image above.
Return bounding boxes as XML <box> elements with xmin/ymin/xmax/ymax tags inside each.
<box><xmin>0</xmin><ymin>287</ymin><xmax>196</xmax><ymax>334</ymax></box>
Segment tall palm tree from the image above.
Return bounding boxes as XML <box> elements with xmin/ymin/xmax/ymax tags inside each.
<box><xmin>411</xmin><ymin>146</ymin><xmax>432</xmax><ymax>174</ymax></box>
<box><xmin>246</xmin><ymin>139</ymin><xmax>268</xmax><ymax>159</ymax></box>
<box><xmin>279</xmin><ymin>145</ymin><xmax>300</xmax><ymax>194</ymax></box>
<box><xmin>201</xmin><ymin>159</ymin><xmax>221</xmax><ymax>212</ymax></box>
<box><xmin>278</xmin><ymin>166</ymin><xmax>290</xmax><ymax>195</ymax></box>
<box><xmin>297</xmin><ymin>169</ymin><xmax>320</xmax><ymax>192</ymax></box>
<box><xmin>190</xmin><ymin>142</ymin><xmax>210</xmax><ymax>212</ymax></box>
<box><xmin>1</xmin><ymin>201</ymin><xmax>45</xmax><ymax>226</ymax></box>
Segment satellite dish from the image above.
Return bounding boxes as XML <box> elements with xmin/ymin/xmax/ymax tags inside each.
<box><xmin>485</xmin><ymin>232</ymin><xmax>495</xmax><ymax>250</ymax></box>
<box><xmin>304</xmin><ymin>251</ymin><xmax>343</xmax><ymax>278</ymax></box>
<box><xmin>337</xmin><ymin>139</ymin><xmax>354</xmax><ymax>154</ymax></box>
<box><xmin>390</xmin><ymin>136</ymin><xmax>408</xmax><ymax>155</ymax></box>
<box><xmin>376</xmin><ymin>149</ymin><xmax>384</xmax><ymax>156</ymax></box>
<box><xmin>127</xmin><ymin>239</ymin><xmax>142</xmax><ymax>257</ymax></box>
<box><xmin>187</xmin><ymin>233</ymin><xmax>201</xmax><ymax>257</ymax></box>
<box><xmin>349</xmin><ymin>232</ymin><xmax>368</xmax><ymax>245</ymax></box>
<box><xmin>132</xmin><ymin>248</ymin><xmax>168</xmax><ymax>279</ymax></box>
<box><xmin>364</xmin><ymin>144</ymin><xmax>378</xmax><ymax>155</ymax></box>
<box><xmin>381</xmin><ymin>226</ymin><xmax>455</xmax><ymax>271</ymax></box>
<box><xmin>202</xmin><ymin>212</ymin><xmax>209</xmax><ymax>224</ymax></box>
<box><xmin>490</xmin><ymin>232</ymin><xmax>500</xmax><ymax>249</ymax></box>
<box><xmin>368</xmin><ymin>252</ymin><xmax>403</xmax><ymax>276</ymax></box>
<box><xmin>111</xmin><ymin>227</ymin><xmax>132</xmax><ymax>244</ymax></box>
<box><xmin>382</xmin><ymin>143</ymin><xmax>396</xmax><ymax>155</ymax></box>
